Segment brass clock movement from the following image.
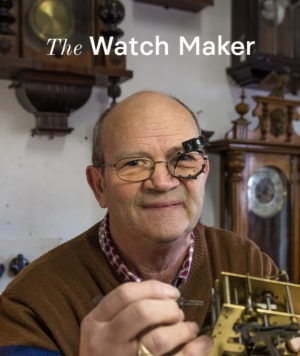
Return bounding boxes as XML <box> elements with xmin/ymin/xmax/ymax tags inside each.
<box><xmin>208</xmin><ymin>90</ymin><xmax>300</xmax><ymax>283</ymax></box>
<box><xmin>0</xmin><ymin>0</ymin><xmax>132</xmax><ymax>136</ymax></box>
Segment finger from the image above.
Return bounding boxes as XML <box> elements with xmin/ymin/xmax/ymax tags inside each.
<box><xmin>287</xmin><ymin>337</ymin><xmax>300</xmax><ymax>353</ymax></box>
<box><xmin>108</xmin><ymin>299</ymin><xmax>184</xmax><ymax>342</ymax></box>
<box><xmin>93</xmin><ymin>280</ymin><xmax>180</xmax><ymax>322</ymax></box>
<box><xmin>140</xmin><ymin>321</ymin><xmax>199</xmax><ymax>356</ymax></box>
<box><xmin>174</xmin><ymin>335</ymin><xmax>213</xmax><ymax>356</ymax></box>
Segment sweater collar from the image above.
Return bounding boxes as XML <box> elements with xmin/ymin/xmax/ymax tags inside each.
<box><xmin>98</xmin><ymin>213</ymin><xmax>195</xmax><ymax>286</ymax></box>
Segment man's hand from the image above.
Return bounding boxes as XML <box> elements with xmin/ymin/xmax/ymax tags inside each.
<box><xmin>287</xmin><ymin>337</ymin><xmax>300</xmax><ymax>354</ymax></box>
<box><xmin>79</xmin><ymin>280</ymin><xmax>212</xmax><ymax>356</ymax></box>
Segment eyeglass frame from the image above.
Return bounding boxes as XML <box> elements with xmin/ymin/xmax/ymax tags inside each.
<box><xmin>97</xmin><ymin>151</ymin><xmax>208</xmax><ymax>182</ymax></box>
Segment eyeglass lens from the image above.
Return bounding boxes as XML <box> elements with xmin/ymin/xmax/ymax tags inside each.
<box><xmin>115</xmin><ymin>152</ymin><xmax>205</xmax><ymax>182</ymax></box>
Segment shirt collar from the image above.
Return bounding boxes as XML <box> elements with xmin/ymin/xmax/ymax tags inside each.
<box><xmin>98</xmin><ymin>213</ymin><xmax>194</xmax><ymax>286</ymax></box>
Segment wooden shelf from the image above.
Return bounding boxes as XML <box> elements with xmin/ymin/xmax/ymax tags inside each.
<box><xmin>134</xmin><ymin>0</ymin><xmax>213</xmax><ymax>12</ymax></box>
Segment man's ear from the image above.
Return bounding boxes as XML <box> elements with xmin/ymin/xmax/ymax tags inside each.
<box><xmin>202</xmin><ymin>157</ymin><xmax>210</xmax><ymax>184</ymax></box>
<box><xmin>205</xmin><ymin>157</ymin><xmax>210</xmax><ymax>176</ymax></box>
<box><xmin>86</xmin><ymin>166</ymin><xmax>107</xmax><ymax>208</ymax></box>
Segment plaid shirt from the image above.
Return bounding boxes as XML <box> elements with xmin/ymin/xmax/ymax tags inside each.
<box><xmin>98</xmin><ymin>213</ymin><xmax>194</xmax><ymax>286</ymax></box>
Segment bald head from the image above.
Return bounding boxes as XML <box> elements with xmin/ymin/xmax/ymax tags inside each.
<box><xmin>92</xmin><ymin>91</ymin><xmax>200</xmax><ymax>167</ymax></box>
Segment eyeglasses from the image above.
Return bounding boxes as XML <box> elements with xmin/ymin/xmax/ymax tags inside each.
<box><xmin>98</xmin><ymin>152</ymin><xmax>207</xmax><ymax>182</ymax></box>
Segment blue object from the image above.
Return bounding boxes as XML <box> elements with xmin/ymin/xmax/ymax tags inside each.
<box><xmin>0</xmin><ymin>264</ymin><xmax>5</xmax><ymax>278</ymax></box>
<box><xmin>0</xmin><ymin>346</ymin><xmax>61</xmax><ymax>355</ymax></box>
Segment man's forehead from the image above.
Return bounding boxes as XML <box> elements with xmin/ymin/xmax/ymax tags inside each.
<box><xmin>100</xmin><ymin>91</ymin><xmax>199</xmax><ymax>162</ymax></box>
<box><xmin>104</xmin><ymin>91</ymin><xmax>197</xmax><ymax>130</ymax></box>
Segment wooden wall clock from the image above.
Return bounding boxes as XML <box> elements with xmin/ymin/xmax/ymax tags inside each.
<box><xmin>0</xmin><ymin>0</ymin><xmax>133</xmax><ymax>136</ymax></box>
<box><xmin>208</xmin><ymin>91</ymin><xmax>300</xmax><ymax>283</ymax></box>
<box><xmin>227</xmin><ymin>0</ymin><xmax>300</xmax><ymax>87</ymax></box>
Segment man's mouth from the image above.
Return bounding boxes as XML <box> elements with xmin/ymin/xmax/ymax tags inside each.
<box><xmin>142</xmin><ymin>201</ymin><xmax>182</xmax><ymax>209</ymax></box>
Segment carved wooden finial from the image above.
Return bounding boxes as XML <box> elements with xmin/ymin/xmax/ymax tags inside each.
<box><xmin>0</xmin><ymin>0</ymin><xmax>16</xmax><ymax>55</ymax></box>
<box><xmin>226</xmin><ymin>88</ymin><xmax>250</xmax><ymax>140</ymax></box>
<box><xmin>235</xmin><ymin>88</ymin><xmax>249</xmax><ymax>118</ymax></box>
<box><xmin>98</xmin><ymin>0</ymin><xmax>125</xmax><ymax>106</ymax></box>
<box><xmin>0</xmin><ymin>0</ymin><xmax>16</xmax><ymax>36</ymax></box>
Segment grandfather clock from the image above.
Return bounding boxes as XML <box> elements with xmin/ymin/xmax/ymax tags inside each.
<box><xmin>208</xmin><ymin>91</ymin><xmax>300</xmax><ymax>283</ymax></box>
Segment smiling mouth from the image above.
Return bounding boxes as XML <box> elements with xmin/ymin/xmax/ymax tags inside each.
<box><xmin>142</xmin><ymin>202</ymin><xmax>182</xmax><ymax>209</ymax></box>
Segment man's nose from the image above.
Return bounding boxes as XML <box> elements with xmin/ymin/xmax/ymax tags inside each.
<box><xmin>143</xmin><ymin>161</ymin><xmax>180</xmax><ymax>191</ymax></box>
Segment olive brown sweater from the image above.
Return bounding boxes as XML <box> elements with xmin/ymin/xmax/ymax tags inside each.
<box><xmin>0</xmin><ymin>223</ymin><xmax>277</xmax><ymax>355</ymax></box>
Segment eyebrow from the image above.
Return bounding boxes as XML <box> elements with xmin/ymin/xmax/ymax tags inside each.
<box><xmin>115</xmin><ymin>145</ymin><xmax>184</xmax><ymax>161</ymax></box>
<box><xmin>167</xmin><ymin>145</ymin><xmax>183</xmax><ymax>156</ymax></box>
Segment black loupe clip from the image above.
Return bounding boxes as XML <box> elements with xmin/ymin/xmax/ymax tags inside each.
<box><xmin>182</xmin><ymin>136</ymin><xmax>206</xmax><ymax>153</ymax></box>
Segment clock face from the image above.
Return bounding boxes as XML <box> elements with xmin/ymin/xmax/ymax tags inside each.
<box><xmin>247</xmin><ymin>167</ymin><xmax>287</xmax><ymax>218</ymax></box>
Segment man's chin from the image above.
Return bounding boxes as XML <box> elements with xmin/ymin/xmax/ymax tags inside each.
<box><xmin>139</xmin><ymin>208</ymin><xmax>187</xmax><ymax>225</ymax></box>
<box><xmin>141</xmin><ymin>226</ymin><xmax>192</xmax><ymax>243</ymax></box>
<box><xmin>134</xmin><ymin>211</ymin><xmax>197</xmax><ymax>241</ymax></box>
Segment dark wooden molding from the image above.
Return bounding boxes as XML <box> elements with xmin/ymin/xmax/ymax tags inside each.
<box><xmin>226</xmin><ymin>151</ymin><xmax>246</xmax><ymax>182</ymax></box>
<box><xmin>14</xmin><ymin>74</ymin><xmax>93</xmax><ymax>138</ymax></box>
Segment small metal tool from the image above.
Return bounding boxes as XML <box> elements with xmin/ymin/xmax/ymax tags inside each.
<box><xmin>177</xmin><ymin>297</ymin><xmax>204</xmax><ymax>307</ymax></box>
<box><xmin>92</xmin><ymin>295</ymin><xmax>204</xmax><ymax>307</ymax></box>
<box><xmin>92</xmin><ymin>295</ymin><xmax>103</xmax><ymax>306</ymax></box>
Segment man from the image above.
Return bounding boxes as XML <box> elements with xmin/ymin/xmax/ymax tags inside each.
<box><xmin>0</xmin><ymin>91</ymin><xmax>298</xmax><ymax>356</ymax></box>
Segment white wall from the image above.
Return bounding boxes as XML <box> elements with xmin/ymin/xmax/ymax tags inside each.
<box><xmin>1</xmin><ymin>0</ymin><xmax>299</xmax><ymax>291</ymax></box>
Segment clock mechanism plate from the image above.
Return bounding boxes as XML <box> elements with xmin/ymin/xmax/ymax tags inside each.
<box><xmin>24</xmin><ymin>0</ymin><xmax>91</xmax><ymax>55</ymax></box>
<box><xmin>247</xmin><ymin>167</ymin><xmax>287</xmax><ymax>219</ymax></box>
<box><xmin>27</xmin><ymin>0</ymin><xmax>75</xmax><ymax>42</ymax></box>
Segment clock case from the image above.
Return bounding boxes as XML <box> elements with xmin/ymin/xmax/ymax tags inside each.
<box><xmin>0</xmin><ymin>0</ymin><xmax>133</xmax><ymax>136</ymax></box>
<box><xmin>208</xmin><ymin>92</ymin><xmax>300</xmax><ymax>283</ymax></box>
<box><xmin>227</xmin><ymin>0</ymin><xmax>300</xmax><ymax>87</ymax></box>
